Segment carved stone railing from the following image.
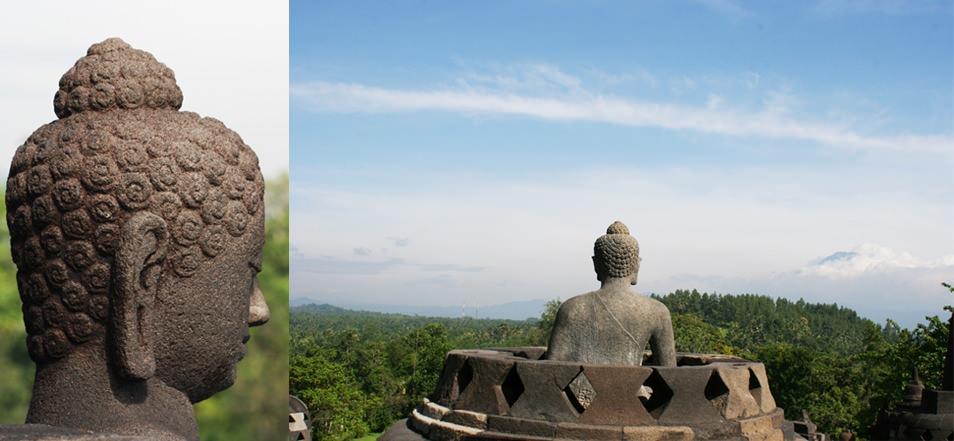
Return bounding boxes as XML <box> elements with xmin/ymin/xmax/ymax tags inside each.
<box><xmin>404</xmin><ymin>348</ymin><xmax>793</xmax><ymax>441</ymax></box>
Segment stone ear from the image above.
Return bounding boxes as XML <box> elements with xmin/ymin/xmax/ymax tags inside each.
<box><xmin>592</xmin><ymin>256</ymin><xmax>606</xmax><ymax>282</ymax></box>
<box><xmin>111</xmin><ymin>212</ymin><xmax>169</xmax><ymax>380</ymax></box>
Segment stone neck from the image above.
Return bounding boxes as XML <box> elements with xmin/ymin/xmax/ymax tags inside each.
<box><xmin>27</xmin><ymin>346</ymin><xmax>198</xmax><ymax>441</ymax></box>
<box><xmin>599</xmin><ymin>277</ymin><xmax>635</xmax><ymax>291</ymax></box>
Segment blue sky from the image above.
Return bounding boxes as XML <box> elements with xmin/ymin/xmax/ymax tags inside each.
<box><xmin>290</xmin><ymin>1</ymin><xmax>953</xmax><ymax>327</ymax></box>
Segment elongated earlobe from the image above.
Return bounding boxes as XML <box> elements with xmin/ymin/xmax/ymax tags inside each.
<box><xmin>111</xmin><ymin>212</ymin><xmax>168</xmax><ymax>380</ymax></box>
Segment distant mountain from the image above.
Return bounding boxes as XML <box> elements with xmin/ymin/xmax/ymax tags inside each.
<box><xmin>289</xmin><ymin>298</ymin><xmax>549</xmax><ymax>321</ymax></box>
<box><xmin>817</xmin><ymin>251</ymin><xmax>858</xmax><ymax>264</ymax></box>
<box><xmin>293</xmin><ymin>303</ymin><xmax>348</xmax><ymax>314</ymax></box>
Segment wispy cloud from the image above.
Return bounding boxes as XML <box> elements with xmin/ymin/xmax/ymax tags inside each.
<box><xmin>292</xmin><ymin>78</ymin><xmax>951</xmax><ymax>155</ymax></box>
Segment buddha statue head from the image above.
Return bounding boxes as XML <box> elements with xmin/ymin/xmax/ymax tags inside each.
<box><xmin>6</xmin><ymin>38</ymin><xmax>268</xmax><ymax>439</ymax></box>
<box><xmin>592</xmin><ymin>220</ymin><xmax>641</xmax><ymax>284</ymax></box>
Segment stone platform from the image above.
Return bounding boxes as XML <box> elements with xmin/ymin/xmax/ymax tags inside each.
<box><xmin>381</xmin><ymin>348</ymin><xmax>796</xmax><ymax>441</ymax></box>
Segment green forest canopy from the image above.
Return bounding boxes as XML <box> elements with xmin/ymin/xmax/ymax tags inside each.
<box><xmin>291</xmin><ymin>287</ymin><xmax>951</xmax><ymax>441</ymax></box>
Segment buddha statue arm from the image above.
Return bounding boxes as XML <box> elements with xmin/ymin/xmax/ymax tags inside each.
<box><xmin>544</xmin><ymin>305</ymin><xmax>575</xmax><ymax>361</ymax></box>
<box><xmin>650</xmin><ymin>310</ymin><xmax>677</xmax><ymax>367</ymax></box>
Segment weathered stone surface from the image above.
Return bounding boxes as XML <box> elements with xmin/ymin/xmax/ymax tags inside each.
<box><xmin>485</xmin><ymin>415</ymin><xmax>558</xmax><ymax>438</ymax></box>
<box><xmin>432</xmin><ymin>352</ymin><xmax>470</xmax><ymax>404</ymax></box>
<box><xmin>710</xmin><ymin>365</ymin><xmax>762</xmax><ymax>419</ymax></box>
<box><xmin>289</xmin><ymin>395</ymin><xmax>312</xmax><ymax>441</ymax></box>
<box><xmin>920</xmin><ymin>389</ymin><xmax>953</xmax><ymax>413</ymax></box>
<box><xmin>738</xmin><ymin>410</ymin><xmax>782</xmax><ymax>436</ymax></box>
<box><xmin>420</xmin><ymin>399</ymin><xmax>452</xmax><ymax>421</ymax></box>
<box><xmin>622</xmin><ymin>425</ymin><xmax>695</xmax><ymax>441</ymax></box>
<box><xmin>576</xmin><ymin>364</ymin><xmax>655</xmax><ymax>426</ymax></box>
<box><xmin>656</xmin><ymin>366</ymin><xmax>725</xmax><ymax>425</ymax></box>
<box><xmin>544</xmin><ymin>221</ymin><xmax>677</xmax><ymax>367</ymax></box>
<box><xmin>443</xmin><ymin>410</ymin><xmax>489</xmax><ymax>430</ymax></box>
<box><xmin>507</xmin><ymin>361</ymin><xmax>580</xmax><ymax>421</ymax></box>
<box><xmin>747</xmin><ymin>364</ymin><xmax>778</xmax><ymax>413</ymax></box>
<box><xmin>0</xmin><ymin>425</ymin><xmax>159</xmax><ymax>440</ymax></box>
<box><xmin>556</xmin><ymin>421</ymin><xmax>624</xmax><ymax>440</ymax></box>
<box><xmin>402</xmin><ymin>349</ymin><xmax>797</xmax><ymax>441</ymax></box>
<box><xmin>455</xmin><ymin>356</ymin><xmax>518</xmax><ymax>415</ymax></box>
<box><xmin>9</xmin><ymin>38</ymin><xmax>268</xmax><ymax>441</ymax></box>
<box><xmin>488</xmin><ymin>347</ymin><xmax>547</xmax><ymax>360</ymax></box>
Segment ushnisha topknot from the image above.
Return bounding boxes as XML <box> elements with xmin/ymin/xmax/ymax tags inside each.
<box><xmin>53</xmin><ymin>38</ymin><xmax>183</xmax><ymax>118</ymax></box>
<box><xmin>593</xmin><ymin>220</ymin><xmax>640</xmax><ymax>279</ymax></box>
<box><xmin>606</xmin><ymin>220</ymin><xmax>629</xmax><ymax>235</ymax></box>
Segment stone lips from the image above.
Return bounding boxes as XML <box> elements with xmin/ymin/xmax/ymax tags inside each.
<box><xmin>383</xmin><ymin>349</ymin><xmax>792</xmax><ymax>441</ymax></box>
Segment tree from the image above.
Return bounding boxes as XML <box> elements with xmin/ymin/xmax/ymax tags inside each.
<box><xmin>535</xmin><ymin>298</ymin><xmax>563</xmax><ymax>344</ymax></box>
<box><xmin>291</xmin><ymin>354</ymin><xmax>379</xmax><ymax>441</ymax></box>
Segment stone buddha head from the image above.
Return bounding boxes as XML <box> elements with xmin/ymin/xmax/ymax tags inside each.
<box><xmin>6</xmin><ymin>38</ymin><xmax>268</xmax><ymax>438</ymax></box>
<box><xmin>592</xmin><ymin>220</ymin><xmax>641</xmax><ymax>285</ymax></box>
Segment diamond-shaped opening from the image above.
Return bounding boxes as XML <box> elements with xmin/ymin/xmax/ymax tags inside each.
<box><xmin>748</xmin><ymin>368</ymin><xmax>763</xmax><ymax>406</ymax></box>
<box><xmin>704</xmin><ymin>370</ymin><xmax>730</xmax><ymax>415</ymax></box>
<box><xmin>705</xmin><ymin>370</ymin><xmax>729</xmax><ymax>400</ymax></box>
<box><xmin>501</xmin><ymin>365</ymin><xmax>524</xmax><ymax>408</ymax></box>
<box><xmin>457</xmin><ymin>360</ymin><xmax>474</xmax><ymax>396</ymax></box>
<box><xmin>563</xmin><ymin>370</ymin><xmax>596</xmax><ymax>416</ymax></box>
<box><xmin>639</xmin><ymin>369</ymin><xmax>673</xmax><ymax>419</ymax></box>
<box><xmin>921</xmin><ymin>430</ymin><xmax>934</xmax><ymax>441</ymax></box>
<box><xmin>944</xmin><ymin>432</ymin><xmax>952</xmax><ymax>441</ymax></box>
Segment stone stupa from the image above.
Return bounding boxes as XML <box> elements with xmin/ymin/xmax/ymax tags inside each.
<box><xmin>380</xmin><ymin>222</ymin><xmax>796</xmax><ymax>441</ymax></box>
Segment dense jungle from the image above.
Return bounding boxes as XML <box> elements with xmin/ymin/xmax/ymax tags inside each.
<box><xmin>291</xmin><ymin>287</ymin><xmax>951</xmax><ymax>441</ymax></box>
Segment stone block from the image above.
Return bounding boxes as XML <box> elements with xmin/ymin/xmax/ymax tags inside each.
<box><xmin>576</xmin><ymin>364</ymin><xmax>655</xmax><ymax>426</ymax></box>
<box><xmin>745</xmin><ymin>429</ymin><xmax>784</xmax><ymax>441</ymax></box>
<box><xmin>443</xmin><ymin>410</ymin><xmax>488</xmax><ymax>430</ymax></box>
<box><xmin>409</xmin><ymin>409</ymin><xmax>433</xmax><ymax>437</ymax></box>
<box><xmin>656</xmin><ymin>366</ymin><xmax>725</xmax><ymax>425</ymax></box>
<box><xmin>747</xmin><ymin>364</ymin><xmax>778</xmax><ymax>413</ymax></box>
<box><xmin>738</xmin><ymin>413</ymin><xmax>777</xmax><ymax>435</ymax></box>
<box><xmin>622</xmin><ymin>425</ymin><xmax>696</xmax><ymax>441</ymax></box>
<box><xmin>556</xmin><ymin>421</ymin><xmax>624</xmax><ymax>440</ymax></box>
<box><xmin>456</xmin><ymin>356</ymin><xmax>518</xmax><ymax>415</ymax></box>
<box><xmin>421</xmin><ymin>399</ymin><xmax>451</xmax><ymax>420</ymax></box>
<box><xmin>920</xmin><ymin>389</ymin><xmax>954</xmax><ymax>413</ymax></box>
<box><xmin>507</xmin><ymin>360</ymin><xmax>580</xmax><ymax>421</ymax></box>
<box><xmin>486</xmin><ymin>415</ymin><xmax>557</xmax><ymax>438</ymax></box>
<box><xmin>432</xmin><ymin>352</ymin><xmax>470</xmax><ymax>404</ymax></box>
<box><xmin>711</xmin><ymin>365</ymin><xmax>762</xmax><ymax>420</ymax></box>
<box><xmin>487</xmin><ymin>347</ymin><xmax>547</xmax><ymax>360</ymax></box>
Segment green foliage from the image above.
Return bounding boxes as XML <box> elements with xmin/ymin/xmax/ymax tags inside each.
<box><xmin>536</xmin><ymin>298</ymin><xmax>562</xmax><ymax>340</ymax></box>
<box><xmin>290</xmin><ymin>307</ymin><xmax>550</xmax><ymax>438</ymax></box>
<box><xmin>656</xmin><ymin>288</ymin><xmax>951</xmax><ymax>440</ymax></box>
<box><xmin>670</xmin><ymin>313</ymin><xmax>737</xmax><ymax>354</ymax></box>
<box><xmin>0</xmin><ymin>194</ymin><xmax>33</xmax><ymax>423</ymax></box>
<box><xmin>291</xmin><ymin>354</ymin><xmax>378</xmax><ymax>441</ymax></box>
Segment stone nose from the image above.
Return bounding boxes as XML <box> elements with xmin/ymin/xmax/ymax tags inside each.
<box><xmin>248</xmin><ymin>278</ymin><xmax>270</xmax><ymax>326</ymax></box>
